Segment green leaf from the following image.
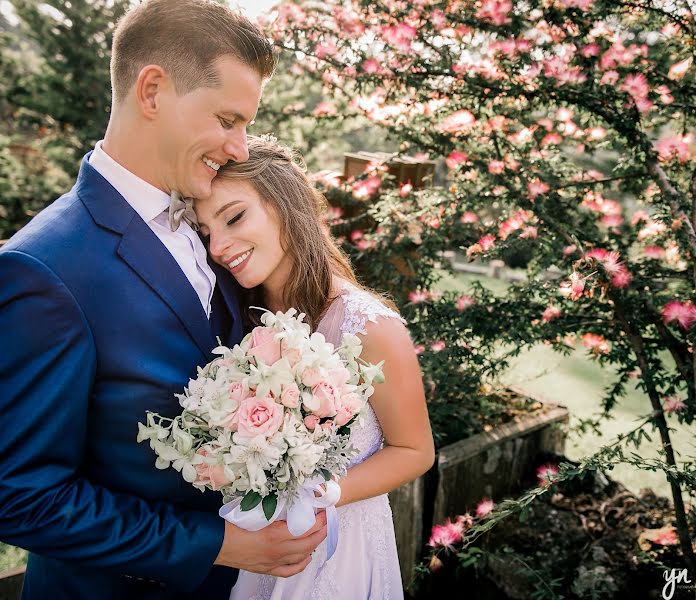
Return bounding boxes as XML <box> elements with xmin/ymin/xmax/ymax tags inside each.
<box><xmin>320</xmin><ymin>468</ymin><xmax>332</xmax><ymax>481</ymax></box>
<box><xmin>240</xmin><ymin>491</ymin><xmax>262</xmax><ymax>512</ymax></box>
<box><xmin>262</xmin><ymin>494</ymin><xmax>278</xmax><ymax>520</ymax></box>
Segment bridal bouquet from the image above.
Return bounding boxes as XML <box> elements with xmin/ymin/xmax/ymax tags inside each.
<box><xmin>137</xmin><ymin>308</ymin><xmax>383</xmax><ymax>555</ymax></box>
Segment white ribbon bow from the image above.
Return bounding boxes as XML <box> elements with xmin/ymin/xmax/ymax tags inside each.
<box><xmin>219</xmin><ymin>477</ymin><xmax>341</xmax><ymax>561</ymax></box>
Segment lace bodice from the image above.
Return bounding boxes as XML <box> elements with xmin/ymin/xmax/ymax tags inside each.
<box><xmin>316</xmin><ymin>282</ymin><xmax>405</xmax><ymax>467</ymax></box>
<box><xmin>333</xmin><ymin>282</ymin><xmax>406</xmax><ymax>337</ymax></box>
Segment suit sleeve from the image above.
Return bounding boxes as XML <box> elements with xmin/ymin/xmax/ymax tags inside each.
<box><xmin>0</xmin><ymin>250</ymin><xmax>223</xmax><ymax>590</ymax></box>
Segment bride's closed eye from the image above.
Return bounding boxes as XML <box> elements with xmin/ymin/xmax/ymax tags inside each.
<box><xmin>227</xmin><ymin>210</ymin><xmax>246</xmax><ymax>226</ymax></box>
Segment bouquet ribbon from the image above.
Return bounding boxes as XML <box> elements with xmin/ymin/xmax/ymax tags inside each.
<box><xmin>219</xmin><ymin>477</ymin><xmax>341</xmax><ymax>561</ymax></box>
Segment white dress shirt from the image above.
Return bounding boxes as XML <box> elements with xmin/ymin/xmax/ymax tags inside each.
<box><xmin>89</xmin><ymin>141</ymin><xmax>215</xmax><ymax>317</ymax></box>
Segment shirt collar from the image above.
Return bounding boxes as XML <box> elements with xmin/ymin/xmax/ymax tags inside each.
<box><xmin>89</xmin><ymin>140</ymin><xmax>170</xmax><ymax>223</ymax></box>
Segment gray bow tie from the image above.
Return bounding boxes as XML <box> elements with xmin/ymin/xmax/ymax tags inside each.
<box><xmin>168</xmin><ymin>191</ymin><xmax>199</xmax><ymax>232</ymax></box>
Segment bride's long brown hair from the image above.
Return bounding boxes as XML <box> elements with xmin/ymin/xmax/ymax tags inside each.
<box><xmin>215</xmin><ymin>135</ymin><xmax>366</xmax><ymax>330</ymax></box>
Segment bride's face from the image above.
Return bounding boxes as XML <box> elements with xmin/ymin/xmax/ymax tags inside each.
<box><xmin>195</xmin><ymin>178</ymin><xmax>292</xmax><ymax>290</ymax></box>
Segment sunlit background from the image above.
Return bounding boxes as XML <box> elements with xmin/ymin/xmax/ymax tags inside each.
<box><xmin>0</xmin><ymin>0</ymin><xmax>277</xmax><ymax>25</ymax></box>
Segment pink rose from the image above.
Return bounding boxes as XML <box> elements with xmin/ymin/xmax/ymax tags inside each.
<box><xmin>328</xmin><ymin>367</ymin><xmax>350</xmax><ymax>389</ymax></box>
<box><xmin>334</xmin><ymin>392</ymin><xmax>362</xmax><ymax>426</ymax></box>
<box><xmin>280</xmin><ymin>383</ymin><xmax>300</xmax><ymax>408</ymax></box>
<box><xmin>312</xmin><ymin>381</ymin><xmax>339</xmax><ymax>418</ymax></box>
<box><xmin>304</xmin><ymin>414</ymin><xmax>320</xmax><ymax>430</ymax></box>
<box><xmin>247</xmin><ymin>326</ymin><xmax>282</xmax><ymax>366</ymax></box>
<box><xmin>237</xmin><ymin>396</ymin><xmax>283</xmax><ymax>437</ymax></box>
<box><xmin>194</xmin><ymin>447</ymin><xmax>231</xmax><ymax>491</ymax></box>
<box><xmin>335</xmin><ymin>407</ymin><xmax>353</xmax><ymax>427</ymax></box>
<box><xmin>216</xmin><ymin>382</ymin><xmax>250</xmax><ymax>430</ymax></box>
<box><xmin>301</xmin><ymin>367</ymin><xmax>322</xmax><ymax>387</ymax></box>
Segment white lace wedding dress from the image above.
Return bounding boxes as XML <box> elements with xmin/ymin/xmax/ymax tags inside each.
<box><xmin>229</xmin><ymin>281</ymin><xmax>405</xmax><ymax>600</ymax></box>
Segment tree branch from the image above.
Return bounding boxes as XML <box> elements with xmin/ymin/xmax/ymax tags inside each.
<box><xmin>613</xmin><ymin>302</ymin><xmax>696</xmax><ymax>574</ymax></box>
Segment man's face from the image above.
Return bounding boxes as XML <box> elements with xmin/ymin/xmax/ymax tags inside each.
<box><xmin>156</xmin><ymin>55</ymin><xmax>263</xmax><ymax>200</ymax></box>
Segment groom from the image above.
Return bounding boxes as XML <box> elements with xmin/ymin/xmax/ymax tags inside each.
<box><xmin>0</xmin><ymin>1</ymin><xmax>326</xmax><ymax>598</ymax></box>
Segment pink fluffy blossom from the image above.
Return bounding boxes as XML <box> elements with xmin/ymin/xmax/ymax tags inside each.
<box><xmin>438</xmin><ymin>110</ymin><xmax>477</xmax><ymax>135</ymax></box>
<box><xmin>313</xmin><ymin>101</ymin><xmax>337</xmax><ymax>117</ymax></box>
<box><xmin>667</xmin><ymin>57</ymin><xmax>692</xmax><ymax>81</ymax></box>
<box><xmin>528</xmin><ymin>179</ymin><xmax>550</xmax><ymax>199</ymax></box>
<box><xmin>536</xmin><ymin>463</ymin><xmax>560</xmax><ymax>486</ymax></box>
<box><xmin>498</xmin><ymin>210</ymin><xmax>535</xmax><ymax>240</ymax></box>
<box><xmin>488</xmin><ymin>160</ymin><xmax>506</xmax><ymax>174</ymax></box>
<box><xmin>600</xmin><ymin>70</ymin><xmax>620</xmax><ymax>85</ymax></box>
<box><xmin>409</xmin><ymin>290</ymin><xmax>431</xmax><ymax>304</ymax></box>
<box><xmin>475</xmin><ymin>0</ymin><xmax>512</xmax><ymax>26</ymax></box>
<box><xmin>314</xmin><ymin>41</ymin><xmax>338</xmax><ymax>59</ymax></box>
<box><xmin>580</xmin><ymin>43</ymin><xmax>600</xmax><ymax>58</ymax></box>
<box><xmin>582</xmin><ymin>333</ymin><xmax>610</xmax><ymax>356</ymax></box>
<box><xmin>399</xmin><ymin>182</ymin><xmax>413</xmax><ymax>198</ymax></box>
<box><xmin>456</xmin><ymin>295</ymin><xmax>476</xmax><ymax>312</ymax></box>
<box><xmin>656</xmin><ymin>134</ymin><xmax>693</xmax><ymax>163</ymax></box>
<box><xmin>638</xmin><ymin>220</ymin><xmax>667</xmax><ymax>240</ymax></box>
<box><xmin>584</xmin><ymin>248</ymin><xmax>632</xmax><ymax>287</ymax></box>
<box><xmin>600</xmin><ymin>42</ymin><xmax>645</xmax><ymax>70</ymax></box>
<box><xmin>430</xmin><ymin>340</ymin><xmax>446</xmax><ymax>353</ymax></box>
<box><xmin>541</xmin><ymin>132</ymin><xmax>563</xmax><ymax>146</ymax></box>
<box><xmin>351</xmin><ymin>175</ymin><xmax>382</xmax><ymax>200</ymax></box>
<box><xmin>476</xmin><ymin>498</ymin><xmax>495</xmax><ymax>518</ymax></box>
<box><xmin>620</xmin><ymin>73</ymin><xmax>652</xmax><ymax>112</ymax></box>
<box><xmin>558</xmin><ymin>0</ymin><xmax>593</xmax><ymax>7</ymax></box>
<box><xmin>631</xmin><ymin>210</ymin><xmax>649</xmax><ymax>225</ymax></box>
<box><xmin>467</xmin><ymin>234</ymin><xmax>496</xmax><ymax>258</ymax></box>
<box><xmin>361</xmin><ymin>58</ymin><xmax>382</xmax><ymax>74</ymax></box>
<box><xmin>662</xmin><ymin>301</ymin><xmax>696</xmax><ymax>330</ymax></box>
<box><xmin>428</xmin><ymin>519</ymin><xmax>463</xmax><ymax>548</ymax></box>
<box><xmin>446</xmin><ymin>151</ymin><xmax>469</xmax><ymax>169</ymax></box>
<box><xmin>663</xmin><ymin>395</ymin><xmax>686</xmax><ymax>414</ymax></box>
<box><xmin>542</xmin><ymin>306</ymin><xmax>561</xmax><ymax>323</ymax></box>
<box><xmin>479</xmin><ymin>234</ymin><xmax>496</xmax><ymax>251</ymax></box>
<box><xmin>559</xmin><ymin>272</ymin><xmax>586</xmax><ymax>301</ymax></box>
<box><xmin>381</xmin><ymin>23</ymin><xmax>418</xmax><ymax>52</ymax></box>
<box><xmin>643</xmin><ymin>245</ymin><xmax>665</xmax><ymax>259</ymax></box>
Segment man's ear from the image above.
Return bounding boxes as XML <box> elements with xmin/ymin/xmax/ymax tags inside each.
<box><xmin>134</xmin><ymin>64</ymin><xmax>168</xmax><ymax>119</ymax></box>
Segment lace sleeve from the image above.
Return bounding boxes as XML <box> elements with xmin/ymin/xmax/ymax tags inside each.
<box><xmin>339</xmin><ymin>284</ymin><xmax>406</xmax><ymax>337</ymax></box>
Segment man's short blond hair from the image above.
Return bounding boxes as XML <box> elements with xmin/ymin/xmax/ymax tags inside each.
<box><xmin>111</xmin><ymin>0</ymin><xmax>276</xmax><ymax>105</ymax></box>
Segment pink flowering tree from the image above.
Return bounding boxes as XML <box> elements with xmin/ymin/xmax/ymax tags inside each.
<box><xmin>266</xmin><ymin>0</ymin><xmax>696</xmax><ymax>570</ymax></box>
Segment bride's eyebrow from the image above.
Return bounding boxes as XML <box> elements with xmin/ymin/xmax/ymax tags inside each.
<box><xmin>215</xmin><ymin>200</ymin><xmax>243</xmax><ymax>218</ymax></box>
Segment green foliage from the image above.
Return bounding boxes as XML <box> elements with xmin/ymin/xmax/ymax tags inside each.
<box><xmin>274</xmin><ymin>0</ymin><xmax>696</xmax><ymax>572</ymax></box>
<box><xmin>253</xmin><ymin>50</ymin><xmax>394</xmax><ymax>171</ymax></box>
<box><xmin>8</xmin><ymin>0</ymin><xmax>128</xmax><ymax>151</ymax></box>
<box><xmin>0</xmin><ymin>133</ymin><xmax>72</xmax><ymax>238</ymax></box>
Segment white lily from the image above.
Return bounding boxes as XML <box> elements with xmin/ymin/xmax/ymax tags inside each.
<box><xmin>248</xmin><ymin>357</ymin><xmax>295</xmax><ymax>398</ymax></box>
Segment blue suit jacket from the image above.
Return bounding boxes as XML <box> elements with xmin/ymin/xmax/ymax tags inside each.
<box><xmin>0</xmin><ymin>155</ymin><xmax>245</xmax><ymax>599</ymax></box>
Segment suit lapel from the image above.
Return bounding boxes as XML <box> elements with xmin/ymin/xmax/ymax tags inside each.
<box><xmin>118</xmin><ymin>218</ymin><xmax>216</xmax><ymax>358</ymax></box>
<box><xmin>209</xmin><ymin>260</ymin><xmax>245</xmax><ymax>345</ymax></box>
<box><xmin>77</xmin><ymin>154</ymin><xmax>216</xmax><ymax>358</ymax></box>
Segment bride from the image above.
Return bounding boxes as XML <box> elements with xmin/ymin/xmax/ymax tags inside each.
<box><xmin>194</xmin><ymin>135</ymin><xmax>435</xmax><ymax>600</ymax></box>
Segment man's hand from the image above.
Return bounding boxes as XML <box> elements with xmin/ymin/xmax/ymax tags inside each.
<box><xmin>214</xmin><ymin>511</ymin><xmax>328</xmax><ymax>578</ymax></box>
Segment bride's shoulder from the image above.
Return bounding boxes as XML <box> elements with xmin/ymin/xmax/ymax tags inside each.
<box><xmin>336</xmin><ymin>279</ymin><xmax>406</xmax><ymax>337</ymax></box>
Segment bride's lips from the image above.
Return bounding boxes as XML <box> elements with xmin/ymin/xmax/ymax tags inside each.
<box><xmin>226</xmin><ymin>248</ymin><xmax>254</xmax><ymax>275</ymax></box>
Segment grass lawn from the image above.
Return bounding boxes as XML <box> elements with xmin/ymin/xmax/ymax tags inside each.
<box><xmin>437</xmin><ymin>270</ymin><xmax>695</xmax><ymax>499</ymax></box>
